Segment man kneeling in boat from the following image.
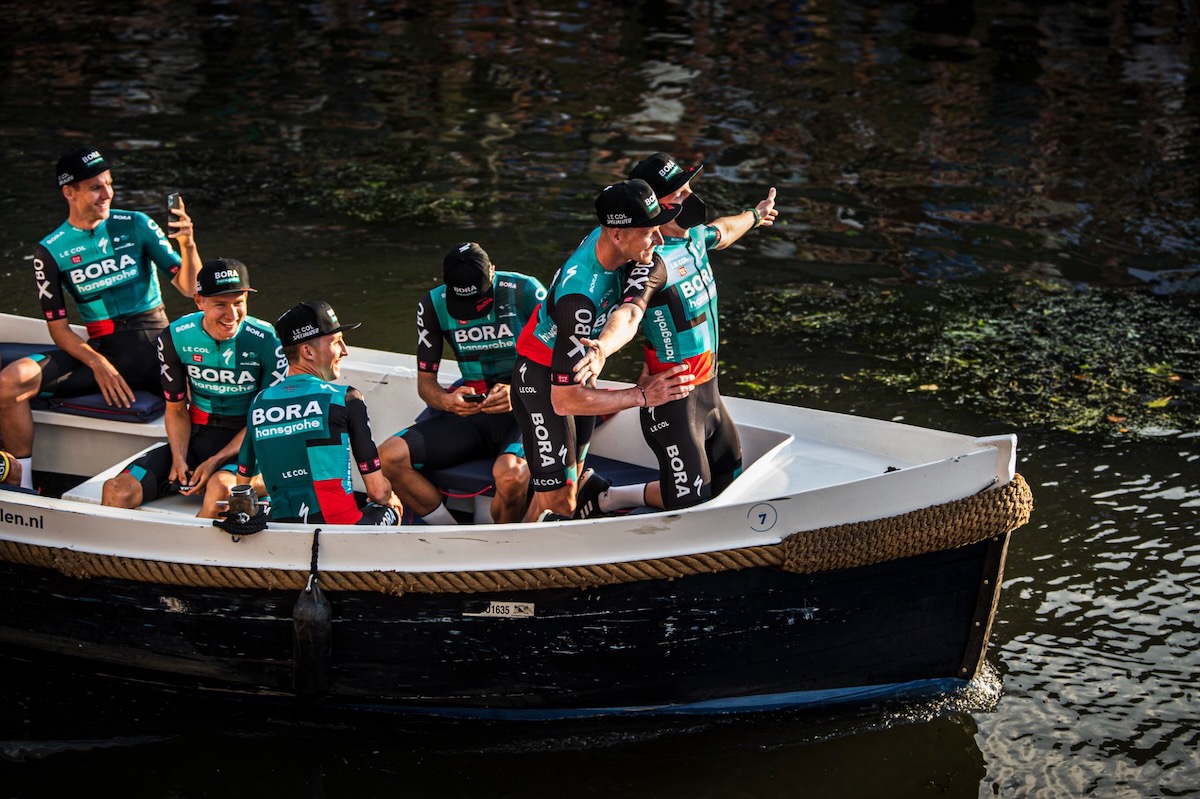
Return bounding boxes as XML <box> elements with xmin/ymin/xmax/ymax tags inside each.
<box><xmin>378</xmin><ymin>242</ymin><xmax>545</xmax><ymax>524</ymax></box>
<box><xmin>101</xmin><ymin>259</ymin><xmax>286</xmax><ymax>517</ymax></box>
<box><xmin>237</xmin><ymin>301</ymin><xmax>402</xmax><ymax>525</ymax></box>
<box><xmin>571</xmin><ymin>153</ymin><xmax>778</xmax><ymax>516</ymax></box>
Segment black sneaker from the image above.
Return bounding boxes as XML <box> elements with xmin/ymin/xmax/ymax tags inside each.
<box><xmin>537</xmin><ymin>509</ymin><xmax>571</xmax><ymax>522</ymax></box>
<box><xmin>573</xmin><ymin>468</ymin><xmax>611</xmax><ymax>519</ymax></box>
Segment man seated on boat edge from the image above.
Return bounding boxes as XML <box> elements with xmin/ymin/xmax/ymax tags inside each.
<box><xmin>509</xmin><ymin>179</ymin><xmax>695</xmax><ymax>522</ymax></box>
<box><xmin>0</xmin><ymin>146</ymin><xmax>203</xmax><ymax>490</ymax></box>
<box><xmin>100</xmin><ymin>259</ymin><xmax>285</xmax><ymax>517</ymax></box>
<box><xmin>378</xmin><ymin>242</ymin><xmax>546</xmax><ymax>524</ymax></box>
<box><xmin>570</xmin><ymin>152</ymin><xmax>778</xmax><ymax>517</ymax></box>
<box><xmin>237</xmin><ymin>300</ymin><xmax>402</xmax><ymax>526</ymax></box>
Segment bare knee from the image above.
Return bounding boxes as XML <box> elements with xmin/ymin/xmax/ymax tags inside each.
<box><xmin>378</xmin><ymin>436</ymin><xmax>413</xmax><ymax>476</ymax></box>
<box><xmin>206</xmin><ymin>470</ymin><xmax>238</xmax><ymax>500</ymax></box>
<box><xmin>492</xmin><ymin>455</ymin><xmax>528</xmax><ymax>498</ymax></box>
<box><xmin>199</xmin><ymin>470</ymin><xmax>239</xmax><ymax>518</ymax></box>
<box><xmin>0</xmin><ymin>359</ymin><xmax>43</xmax><ymax>405</ymax></box>
<box><xmin>101</xmin><ymin>473</ymin><xmax>143</xmax><ymax>509</ymax></box>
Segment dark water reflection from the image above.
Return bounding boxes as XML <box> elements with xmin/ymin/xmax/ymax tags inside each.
<box><xmin>1</xmin><ymin>652</ymin><xmax>995</xmax><ymax>798</ymax></box>
<box><xmin>2</xmin><ymin>1</ymin><xmax>1199</xmax><ymax>796</ymax></box>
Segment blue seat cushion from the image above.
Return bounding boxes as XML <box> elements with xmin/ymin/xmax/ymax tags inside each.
<box><xmin>425</xmin><ymin>454</ymin><xmax>658</xmax><ymax>498</ymax></box>
<box><xmin>0</xmin><ymin>341</ymin><xmax>60</xmax><ymax>364</ymax></box>
<box><xmin>31</xmin><ymin>391</ymin><xmax>165</xmax><ymax>422</ymax></box>
<box><xmin>1</xmin><ymin>341</ymin><xmax>165</xmax><ymax>423</ymax></box>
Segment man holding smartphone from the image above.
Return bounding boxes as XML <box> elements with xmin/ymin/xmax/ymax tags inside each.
<box><xmin>378</xmin><ymin>242</ymin><xmax>545</xmax><ymax>524</ymax></box>
<box><xmin>0</xmin><ymin>146</ymin><xmax>202</xmax><ymax>488</ymax></box>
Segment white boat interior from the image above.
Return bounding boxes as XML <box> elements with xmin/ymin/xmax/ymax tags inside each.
<box><xmin>0</xmin><ymin>312</ymin><xmax>1017</xmax><ymax>574</ymax></box>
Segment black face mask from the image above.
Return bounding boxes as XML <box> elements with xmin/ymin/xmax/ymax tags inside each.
<box><xmin>675</xmin><ymin>194</ymin><xmax>707</xmax><ymax>229</ymax></box>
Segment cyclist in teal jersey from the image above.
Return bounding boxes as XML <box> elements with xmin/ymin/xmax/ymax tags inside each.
<box><xmin>238</xmin><ymin>301</ymin><xmax>401</xmax><ymax>526</ymax></box>
<box><xmin>379</xmin><ymin>243</ymin><xmax>546</xmax><ymax>524</ymax></box>
<box><xmin>510</xmin><ymin>180</ymin><xmax>696</xmax><ymax>522</ymax></box>
<box><xmin>0</xmin><ymin>147</ymin><xmax>202</xmax><ymax>488</ymax></box>
<box><xmin>572</xmin><ymin>152</ymin><xmax>778</xmax><ymax>514</ymax></box>
<box><xmin>101</xmin><ymin>259</ymin><xmax>286</xmax><ymax>517</ymax></box>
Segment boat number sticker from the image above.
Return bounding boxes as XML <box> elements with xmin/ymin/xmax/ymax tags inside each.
<box><xmin>463</xmin><ymin>601</ymin><xmax>535</xmax><ymax>619</ymax></box>
<box><xmin>748</xmin><ymin>503</ymin><xmax>778</xmax><ymax>532</ymax></box>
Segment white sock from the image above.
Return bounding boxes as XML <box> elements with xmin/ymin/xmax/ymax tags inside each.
<box><xmin>600</xmin><ymin>483</ymin><xmax>647</xmax><ymax>512</ymax></box>
<box><xmin>421</xmin><ymin>503</ymin><xmax>458</xmax><ymax>525</ymax></box>
<box><xmin>18</xmin><ymin>457</ymin><xmax>32</xmax><ymax>490</ymax></box>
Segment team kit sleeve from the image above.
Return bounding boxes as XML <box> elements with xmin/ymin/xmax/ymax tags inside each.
<box><xmin>136</xmin><ymin>211</ymin><xmax>184</xmax><ymax>279</ymax></box>
<box><xmin>236</xmin><ymin>424</ymin><xmax>257</xmax><ymax>479</ymax></box>
<box><xmin>415</xmin><ymin>293</ymin><xmax>444</xmax><ymax>374</ymax></box>
<box><xmin>156</xmin><ymin>327</ymin><xmax>188</xmax><ymax>402</ymax></box>
<box><xmin>345</xmin><ymin>388</ymin><xmax>383</xmax><ymax>475</ymax></box>
<box><xmin>519</xmin><ymin>275</ymin><xmax>549</xmax><ymax>321</ymax></box>
<box><xmin>32</xmin><ymin>243</ymin><xmax>69</xmax><ymax>323</ymax></box>
<box><xmin>547</xmin><ymin>292</ymin><xmax>602</xmax><ymax>385</ymax></box>
<box><xmin>265</xmin><ymin>331</ymin><xmax>287</xmax><ymax>387</ymax></box>
<box><xmin>619</xmin><ymin>254</ymin><xmax>668</xmax><ymax>309</ymax></box>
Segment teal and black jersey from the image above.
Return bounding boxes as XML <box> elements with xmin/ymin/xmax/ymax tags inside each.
<box><xmin>157</xmin><ymin>313</ymin><xmax>287</xmax><ymax>427</ymax></box>
<box><xmin>33</xmin><ymin>209</ymin><xmax>182</xmax><ymax>338</ymax></box>
<box><xmin>639</xmin><ymin>225</ymin><xmax>721</xmax><ymax>385</ymax></box>
<box><xmin>238</xmin><ymin>374</ymin><xmax>383</xmax><ymax>525</ymax></box>
<box><xmin>416</xmin><ymin>271</ymin><xmax>545</xmax><ymax>392</ymax></box>
<box><xmin>515</xmin><ymin>227</ymin><xmax>656</xmax><ymax>384</ymax></box>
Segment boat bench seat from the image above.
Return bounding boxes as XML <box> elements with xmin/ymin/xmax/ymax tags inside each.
<box><xmin>3</xmin><ymin>341</ymin><xmax>168</xmax><ymax>478</ymax></box>
<box><xmin>1</xmin><ymin>342</ymin><xmax>166</xmax><ymax>423</ymax></box>
<box><xmin>427</xmin><ymin>453</ymin><xmax>659</xmax><ymax>523</ymax></box>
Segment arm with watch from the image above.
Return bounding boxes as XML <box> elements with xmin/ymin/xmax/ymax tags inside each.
<box><xmin>710</xmin><ymin>186</ymin><xmax>779</xmax><ymax>251</ymax></box>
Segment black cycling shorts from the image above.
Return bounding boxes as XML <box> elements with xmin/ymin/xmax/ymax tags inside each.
<box><xmin>510</xmin><ymin>355</ymin><xmax>595</xmax><ymax>492</ymax></box>
<box><xmin>121</xmin><ymin>425</ymin><xmax>241</xmax><ymax>502</ymax></box>
<box><xmin>639</xmin><ymin>377</ymin><xmax>742</xmax><ymax>510</ymax></box>
<box><xmin>32</xmin><ymin>327</ymin><xmax>163</xmax><ymax>397</ymax></box>
<box><xmin>397</xmin><ymin>410</ymin><xmax>523</xmax><ymax>470</ymax></box>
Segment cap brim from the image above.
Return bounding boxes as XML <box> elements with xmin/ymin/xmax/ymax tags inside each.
<box><xmin>290</xmin><ymin>321</ymin><xmax>362</xmax><ymax>345</ymax></box>
<box><xmin>445</xmin><ymin>288</ymin><xmax>496</xmax><ymax>320</ymax></box>
<box><xmin>58</xmin><ymin>162</ymin><xmax>119</xmax><ymax>188</ymax></box>
<box><xmin>200</xmin><ymin>287</ymin><xmax>258</xmax><ymax>297</ymax></box>
<box><xmin>628</xmin><ymin>202</ymin><xmax>681</xmax><ymax>228</ymax></box>
<box><xmin>662</xmin><ymin>163</ymin><xmax>704</xmax><ymax>195</ymax></box>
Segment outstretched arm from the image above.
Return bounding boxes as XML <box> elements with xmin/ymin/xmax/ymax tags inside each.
<box><xmin>712</xmin><ymin>187</ymin><xmax>778</xmax><ymax>250</ymax></box>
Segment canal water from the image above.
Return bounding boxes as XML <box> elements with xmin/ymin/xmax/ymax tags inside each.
<box><xmin>1</xmin><ymin>2</ymin><xmax>1197</xmax><ymax>797</ymax></box>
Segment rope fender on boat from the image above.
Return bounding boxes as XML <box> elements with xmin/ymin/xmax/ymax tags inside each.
<box><xmin>0</xmin><ymin>474</ymin><xmax>1034</xmax><ymax>594</ymax></box>
<box><xmin>292</xmin><ymin>529</ymin><xmax>332</xmax><ymax>698</ymax></box>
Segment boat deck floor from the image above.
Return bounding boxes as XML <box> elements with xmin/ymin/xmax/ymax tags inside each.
<box><xmin>57</xmin><ymin>438</ymin><xmax>901</xmax><ymax>524</ymax></box>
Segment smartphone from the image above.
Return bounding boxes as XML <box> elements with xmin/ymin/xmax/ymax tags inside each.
<box><xmin>463</xmin><ymin>394</ymin><xmax>486</xmax><ymax>403</ymax></box>
<box><xmin>166</xmin><ymin>192</ymin><xmax>181</xmax><ymax>227</ymax></box>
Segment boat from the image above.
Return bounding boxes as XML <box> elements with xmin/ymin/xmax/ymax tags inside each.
<box><xmin>0</xmin><ymin>311</ymin><xmax>1033</xmax><ymax>719</ymax></box>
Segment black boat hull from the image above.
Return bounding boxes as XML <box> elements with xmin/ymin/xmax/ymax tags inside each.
<box><xmin>0</xmin><ymin>533</ymin><xmax>1008</xmax><ymax>719</ymax></box>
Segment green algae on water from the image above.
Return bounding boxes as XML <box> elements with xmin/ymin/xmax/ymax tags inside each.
<box><xmin>726</xmin><ymin>283</ymin><xmax>1199</xmax><ymax>437</ymax></box>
